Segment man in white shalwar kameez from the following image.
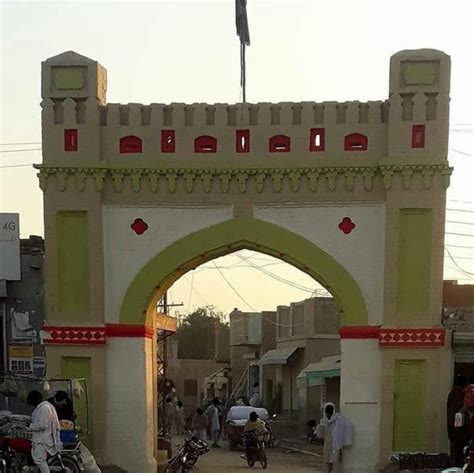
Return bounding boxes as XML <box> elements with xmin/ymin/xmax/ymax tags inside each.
<box><xmin>315</xmin><ymin>402</ymin><xmax>353</xmax><ymax>473</ymax></box>
<box><xmin>27</xmin><ymin>390</ymin><xmax>62</xmax><ymax>473</ymax></box>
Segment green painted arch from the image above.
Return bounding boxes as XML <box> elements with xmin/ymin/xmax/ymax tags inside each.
<box><xmin>119</xmin><ymin>217</ymin><xmax>369</xmax><ymax>327</ymax></box>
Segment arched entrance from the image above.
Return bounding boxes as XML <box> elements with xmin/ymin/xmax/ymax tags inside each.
<box><xmin>38</xmin><ymin>48</ymin><xmax>453</xmax><ymax>472</ymax></box>
<box><xmin>106</xmin><ymin>217</ymin><xmax>373</xmax><ymax>472</ymax></box>
<box><xmin>120</xmin><ymin>217</ymin><xmax>368</xmax><ymax>327</ymax></box>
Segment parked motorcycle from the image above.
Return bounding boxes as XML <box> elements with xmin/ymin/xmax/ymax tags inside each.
<box><xmin>166</xmin><ymin>432</ymin><xmax>209</xmax><ymax>472</ymax></box>
<box><xmin>0</xmin><ymin>431</ymin><xmax>84</xmax><ymax>473</ymax></box>
<box><xmin>242</xmin><ymin>431</ymin><xmax>267</xmax><ymax>469</ymax></box>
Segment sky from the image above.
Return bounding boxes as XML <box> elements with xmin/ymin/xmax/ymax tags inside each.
<box><xmin>0</xmin><ymin>0</ymin><xmax>473</xmax><ymax>315</ymax></box>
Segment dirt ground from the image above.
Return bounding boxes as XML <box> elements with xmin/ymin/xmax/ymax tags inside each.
<box><xmin>196</xmin><ymin>445</ymin><xmax>322</xmax><ymax>472</ymax></box>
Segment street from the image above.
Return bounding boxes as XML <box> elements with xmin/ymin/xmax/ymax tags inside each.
<box><xmin>196</xmin><ymin>445</ymin><xmax>322</xmax><ymax>472</ymax></box>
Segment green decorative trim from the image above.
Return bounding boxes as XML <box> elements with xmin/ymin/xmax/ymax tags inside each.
<box><xmin>397</xmin><ymin>209</ymin><xmax>432</xmax><ymax>321</ymax></box>
<box><xmin>119</xmin><ymin>217</ymin><xmax>368</xmax><ymax>327</ymax></box>
<box><xmin>35</xmin><ymin>164</ymin><xmax>453</xmax><ymax>193</ymax></box>
<box><xmin>57</xmin><ymin>212</ymin><xmax>90</xmax><ymax>320</ymax></box>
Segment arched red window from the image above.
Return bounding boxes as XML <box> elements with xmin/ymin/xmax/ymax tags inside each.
<box><xmin>194</xmin><ymin>135</ymin><xmax>217</xmax><ymax>153</ymax></box>
<box><xmin>120</xmin><ymin>135</ymin><xmax>142</xmax><ymax>154</ymax></box>
<box><xmin>344</xmin><ymin>133</ymin><xmax>368</xmax><ymax>151</ymax></box>
<box><xmin>161</xmin><ymin>130</ymin><xmax>176</xmax><ymax>153</ymax></box>
<box><xmin>269</xmin><ymin>135</ymin><xmax>291</xmax><ymax>153</ymax></box>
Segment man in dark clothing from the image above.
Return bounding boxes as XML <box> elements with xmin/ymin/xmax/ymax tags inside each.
<box><xmin>48</xmin><ymin>390</ymin><xmax>76</xmax><ymax>422</ymax></box>
<box><xmin>447</xmin><ymin>373</ymin><xmax>468</xmax><ymax>466</ymax></box>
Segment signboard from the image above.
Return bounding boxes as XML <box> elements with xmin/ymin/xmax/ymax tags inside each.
<box><xmin>9</xmin><ymin>343</ymin><xmax>33</xmax><ymax>358</ymax></box>
<box><xmin>8</xmin><ymin>343</ymin><xmax>33</xmax><ymax>374</ymax></box>
<box><xmin>155</xmin><ymin>313</ymin><xmax>178</xmax><ymax>333</ymax></box>
<box><xmin>33</xmin><ymin>356</ymin><xmax>47</xmax><ymax>377</ymax></box>
<box><xmin>0</xmin><ymin>213</ymin><xmax>21</xmax><ymax>281</ymax></box>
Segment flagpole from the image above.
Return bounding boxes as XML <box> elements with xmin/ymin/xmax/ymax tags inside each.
<box><xmin>241</xmin><ymin>41</ymin><xmax>246</xmax><ymax>103</ymax></box>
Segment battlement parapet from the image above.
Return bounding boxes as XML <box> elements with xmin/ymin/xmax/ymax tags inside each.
<box><xmin>40</xmin><ymin>49</ymin><xmax>451</xmax><ymax>167</ymax></box>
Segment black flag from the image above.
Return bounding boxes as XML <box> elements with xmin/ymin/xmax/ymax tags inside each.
<box><xmin>236</xmin><ymin>0</ymin><xmax>250</xmax><ymax>46</ymax></box>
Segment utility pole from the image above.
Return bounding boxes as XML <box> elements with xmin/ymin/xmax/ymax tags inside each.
<box><xmin>156</xmin><ymin>291</ymin><xmax>183</xmax><ymax>438</ymax></box>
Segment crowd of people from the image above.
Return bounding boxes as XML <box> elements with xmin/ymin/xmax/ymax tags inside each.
<box><xmin>447</xmin><ymin>373</ymin><xmax>474</xmax><ymax>466</ymax></box>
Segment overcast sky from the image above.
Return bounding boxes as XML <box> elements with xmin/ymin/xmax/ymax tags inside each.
<box><xmin>1</xmin><ymin>0</ymin><xmax>472</xmax><ymax>314</ymax></box>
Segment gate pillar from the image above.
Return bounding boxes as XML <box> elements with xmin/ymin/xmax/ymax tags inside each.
<box><xmin>105</xmin><ymin>326</ymin><xmax>157</xmax><ymax>473</ymax></box>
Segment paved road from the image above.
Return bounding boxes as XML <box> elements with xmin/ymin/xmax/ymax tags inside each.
<box><xmin>196</xmin><ymin>445</ymin><xmax>322</xmax><ymax>472</ymax></box>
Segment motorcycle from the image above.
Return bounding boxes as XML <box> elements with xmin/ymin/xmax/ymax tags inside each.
<box><xmin>0</xmin><ymin>427</ymin><xmax>83</xmax><ymax>473</ymax></box>
<box><xmin>441</xmin><ymin>440</ymin><xmax>474</xmax><ymax>473</ymax></box>
<box><xmin>166</xmin><ymin>432</ymin><xmax>209</xmax><ymax>472</ymax></box>
<box><xmin>242</xmin><ymin>431</ymin><xmax>267</xmax><ymax>469</ymax></box>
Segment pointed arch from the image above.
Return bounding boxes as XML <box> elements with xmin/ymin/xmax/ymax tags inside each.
<box><xmin>119</xmin><ymin>217</ymin><xmax>368</xmax><ymax>327</ymax></box>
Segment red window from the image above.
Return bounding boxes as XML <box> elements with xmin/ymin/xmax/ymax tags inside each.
<box><xmin>344</xmin><ymin>133</ymin><xmax>368</xmax><ymax>151</ymax></box>
<box><xmin>412</xmin><ymin>125</ymin><xmax>425</xmax><ymax>148</ymax></box>
<box><xmin>194</xmin><ymin>135</ymin><xmax>217</xmax><ymax>153</ymax></box>
<box><xmin>161</xmin><ymin>130</ymin><xmax>175</xmax><ymax>153</ymax></box>
<box><xmin>64</xmin><ymin>129</ymin><xmax>78</xmax><ymax>152</ymax></box>
<box><xmin>269</xmin><ymin>135</ymin><xmax>291</xmax><ymax>152</ymax></box>
<box><xmin>309</xmin><ymin>128</ymin><xmax>325</xmax><ymax>152</ymax></box>
<box><xmin>119</xmin><ymin>135</ymin><xmax>142</xmax><ymax>154</ymax></box>
<box><xmin>236</xmin><ymin>130</ymin><xmax>250</xmax><ymax>153</ymax></box>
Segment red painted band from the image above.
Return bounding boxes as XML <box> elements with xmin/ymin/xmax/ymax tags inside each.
<box><xmin>105</xmin><ymin>324</ymin><xmax>155</xmax><ymax>339</ymax></box>
<box><xmin>339</xmin><ymin>326</ymin><xmax>381</xmax><ymax>339</ymax></box>
<box><xmin>43</xmin><ymin>339</ymin><xmax>106</xmax><ymax>345</ymax></box>
<box><xmin>43</xmin><ymin>326</ymin><xmax>105</xmax><ymax>331</ymax></box>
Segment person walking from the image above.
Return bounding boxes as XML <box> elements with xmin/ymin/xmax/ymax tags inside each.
<box><xmin>191</xmin><ymin>408</ymin><xmax>209</xmax><ymax>442</ymax></box>
<box><xmin>315</xmin><ymin>402</ymin><xmax>353</xmax><ymax>473</ymax></box>
<box><xmin>447</xmin><ymin>373</ymin><xmax>468</xmax><ymax>466</ymax></box>
<box><xmin>205</xmin><ymin>397</ymin><xmax>221</xmax><ymax>448</ymax></box>
<box><xmin>175</xmin><ymin>400</ymin><xmax>185</xmax><ymax>436</ymax></box>
<box><xmin>27</xmin><ymin>390</ymin><xmax>62</xmax><ymax>473</ymax></box>
<box><xmin>165</xmin><ymin>397</ymin><xmax>176</xmax><ymax>437</ymax></box>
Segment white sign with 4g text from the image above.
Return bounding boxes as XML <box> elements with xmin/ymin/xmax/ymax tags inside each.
<box><xmin>0</xmin><ymin>213</ymin><xmax>21</xmax><ymax>281</ymax></box>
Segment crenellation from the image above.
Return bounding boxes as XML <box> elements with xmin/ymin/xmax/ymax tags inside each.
<box><xmin>40</xmin><ymin>49</ymin><xmax>450</xmax><ymax>164</ymax></box>
<box><xmin>346</xmin><ymin>101</ymin><xmax>360</xmax><ymax>124</ymax></box>
<box><xmin>150</xmin><ymin>103</ymin><xmax>165</xmax><ymax>127</ymax></box>
<box><xmin>128</xmin><ymin>103</ymin><xmax>142</xmax><ymax>128</ymax></box>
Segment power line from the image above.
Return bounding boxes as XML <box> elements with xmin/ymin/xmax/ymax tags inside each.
<box><xmin>182</xmin><ymin>275</ymin><xmax>211</xmax><ymax>306</ymax></box>
<box><xmin>446</xmin><ymin>220</ymin><xmax>474</xmax><ymax>226</ymax></box>
<box><xmin>0</xmin><ymin>164</ymin><xmax>35</xmax><ymax>169</ymax></box>
<box><xmin>236</xmin><ymin>253</ymin><xmax>317</xmax><ymax>293</ymax></box>
<box><xmin>0</xmin><ymin>142</ymin><xmax>41</xmax><ymax>146</ymax></box>
<box><xmin>450</xmin><ymin>148</ymin><xmax>472</xmax><ymax>157</ymax></box>
<box><xmin>0</xmin><ymin>148</ymin><xmax>41</xmax><ymax>153</ymax></box>
<box><xmin>212</xmin><ymin>260</ymin><xmax>257</xmax><ymax>311</ymax></box>
<box><xmin>445</xmin><ymin>246</ymin><xmax>474</xmax><ymax>277</ymax></box>
<box><xmin>445</xmin><ymin>255</ymin><xmax>474</xmax><ymax>261</ymax></box>
<box><xmin>446</xmin><ymin>244</ymin><xmax>474</xmax><ymax>250</ymax></box>
<box><xmin>446</xmin><ymin>232</ymin><xmax>474</xmax><ymax>238</ymax></box>
<box><xmin>446</xmin><ymin>209</ymin><xmax>474</xmax><ymax>214</ymax></box>
<box><xmin>187</xmin><ymin>271</ymin><xmax>195</xmax><ymax>311</ymax></box>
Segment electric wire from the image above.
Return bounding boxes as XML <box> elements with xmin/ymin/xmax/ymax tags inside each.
<box><xmin>445</xmin><ymin>246</ymin><xmax>474</xmax><ymax>277</ymax></box>
<box><xmin>212</xmin><ymin>260</ymin><xmax>257</xmax><ymax>312</ymax></box>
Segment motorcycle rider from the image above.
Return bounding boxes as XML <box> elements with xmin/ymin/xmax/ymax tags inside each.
<box><xmin>241</xmin><ymin>411</ymin><xmax>268</xmax><ymax>460</ymax></box>
<box><xmin>27</xmin><ymin>390</ymin><xmax>62</xmax><ymax>473</ymax></box>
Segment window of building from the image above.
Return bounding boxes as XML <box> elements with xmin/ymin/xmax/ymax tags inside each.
<box><xmin>184</xmin><ymin>379</ymin><xmax>198</xmax><ymax>397</ymax></box>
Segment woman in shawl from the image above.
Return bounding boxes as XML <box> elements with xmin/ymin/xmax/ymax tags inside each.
<box><xmin>315</xmin><ymin>402</ymin><xmax>353</xmax><ymax>473</ymax></box>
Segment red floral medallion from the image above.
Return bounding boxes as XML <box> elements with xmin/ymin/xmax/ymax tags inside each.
<box><xmin>338</xmin><ymin>217</ymin><xmax>356</xmax><ymax>235</ymax></box>
<box><xmin>131</xmin><ymin>218</ymin><xmax>149</xmax><ymax>235</ymax></box>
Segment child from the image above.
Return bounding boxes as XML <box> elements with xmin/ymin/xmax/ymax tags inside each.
<box><xmin>191</xmin><ymin>408</ymin><xmax>209</xmax><ymax>442</ymax></box>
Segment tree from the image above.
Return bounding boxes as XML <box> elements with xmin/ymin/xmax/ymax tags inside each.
<box><xmin>175</xmin><ymin>306</ymin><xmax>228</xmax><ymax>359</ymax></box>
